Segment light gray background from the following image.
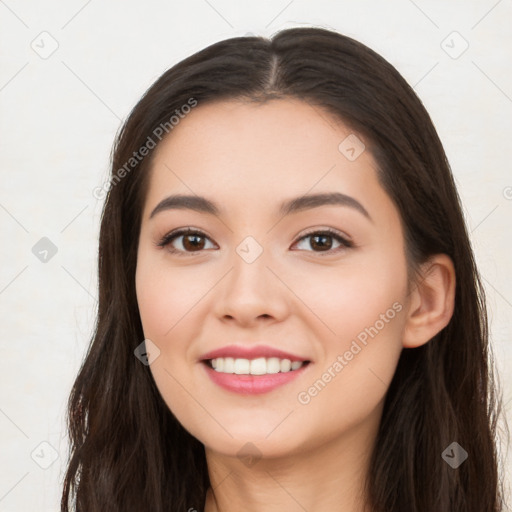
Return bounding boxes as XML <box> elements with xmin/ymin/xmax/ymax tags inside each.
<box><xmin>1</xmin><ymin>1</ymin><xmax>511</xmax><ymax>510</ymax></box>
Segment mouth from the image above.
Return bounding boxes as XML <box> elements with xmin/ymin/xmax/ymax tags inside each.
<box><xmin>202</xmin><ymin>357</ymin><xmax>311</xmax><ymax>375</ymax></box>
<box><xmin>201</xmin><ymin>357</ymin><xmax>312</xmax><ymax>395</ymax></box>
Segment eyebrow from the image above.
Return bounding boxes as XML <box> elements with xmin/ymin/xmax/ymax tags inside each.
<box><xmin>149</xmin><ymin>192</ymin><xmax>372</xmax><ymax>221</ymax></box>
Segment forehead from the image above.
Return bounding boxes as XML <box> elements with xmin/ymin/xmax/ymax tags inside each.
<box><xmin>143</xmin><ymin>98</ymin><xmax>390</xmax><ymax>221</ymax></box>
<box><xmin>150</xmin><ymin>97</ymin><xmax>361</xmax><ymax>175</ymax></box>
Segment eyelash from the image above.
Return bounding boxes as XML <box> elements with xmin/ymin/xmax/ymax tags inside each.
<box><xmin>156</xmin><ymin>227</ymin><xmax>354</xmax><ymax>257</ymax></box>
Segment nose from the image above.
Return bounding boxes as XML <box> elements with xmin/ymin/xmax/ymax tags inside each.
<box><xmin>212</xmin><ymin>246</ymin><xmax>290</xmax><ymax>327</ymax></box>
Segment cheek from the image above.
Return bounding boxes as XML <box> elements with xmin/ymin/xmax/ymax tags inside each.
<box><xmin>135</xmin><ymin>252</ymin><xmax>209</xmax><ymax>340</ymax></box>
<box><xmin>296</xmin><ymin>311</ymin><xmax>404</xmax><ymax>442</ymax></box>
<box><xmin>135</xmin><ymin>252</ymin><xmax>222</xmax><ymax>403</ymax></box>
<box><xmin>135</xmin><ymin>255</ymin><xmax>212</xmax><ymax>426</ymax></box>
<box><xmin>288</xmin><ymin>250</ymin><xmax>407</xmax><ymax>419</ymax></box>
<box><xmin>287</xmin><ymin>249</ymin><xmax>408</xmax><ymax>346</ymax></box>
<box><xmin>136</xmin><ymin>265</ymin><xmax>172</xmax><ymax>339</ymax></box>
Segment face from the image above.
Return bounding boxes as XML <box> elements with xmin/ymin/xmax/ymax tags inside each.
<box><xmin>135</xmin><ymin>98</ymin><xmax>410</xmax><ymax>461</ymax></box>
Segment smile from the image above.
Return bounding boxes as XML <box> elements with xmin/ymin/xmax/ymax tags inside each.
<box><xmin>209</xmin><ymin>356</ymin><xmax>308</xmax><ymax>374</ymax></box>
<box><xmin>202</xmin><ymin>358</ymin><xmax>311</xmax><ymax>395</ymax></box>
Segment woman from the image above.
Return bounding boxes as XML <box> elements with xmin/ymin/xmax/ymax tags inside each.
<box><xmin>61</xmin><ymin>27</ymin><xmax>506</xmax><ymax>511</ymax></box>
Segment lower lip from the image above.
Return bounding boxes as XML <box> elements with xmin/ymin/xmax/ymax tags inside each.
<box><xmin>201</xmin><ymin>361</ymin><xmax>311</xmax><ymax>395</ymax></box>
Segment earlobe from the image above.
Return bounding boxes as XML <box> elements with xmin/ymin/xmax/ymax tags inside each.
<box><xmin>402</xmin><ymin>254</ymin><xmax>456</xmax><ymax>349</ymax></box>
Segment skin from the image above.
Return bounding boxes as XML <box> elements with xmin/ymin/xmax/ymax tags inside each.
<box><xmin>135</xmin><ymin>98</ymin><xmax>456</xmax><ymax>512</ymax></box>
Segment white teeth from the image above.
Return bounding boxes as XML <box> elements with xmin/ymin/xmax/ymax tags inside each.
<box><xmin>250</xmin><ymin>357</ymin><xmax>267</xmax><ymax>375</ymax></box>
<box><xmin>234</xmin><ymin>358</ymin><xmax>250</xmax><ymax>374</ymax></box>
<box><xmin>281</xmin><ymin>358</ymin><xmax>291</xmax><ymax>372</ymax></box>
<box><xmin>210</xmin><ymin>357</ymin><xmax>307</xmax><ymax>375</ymax></box>
<box><xmin>223</xmin><ymin>357</ymin><xmax>235</xmax><ymax>373</ymax></box>
<box><xmin>266</xmin><ymin>357</ymin><xmax>281</xmax><ymax>374</ymax></box>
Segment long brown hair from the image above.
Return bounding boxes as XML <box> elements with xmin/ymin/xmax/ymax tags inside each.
<box><xmin>61</xmin><ymin>27</ymin><xmax>507</xmax><ymax>511</ymax></box>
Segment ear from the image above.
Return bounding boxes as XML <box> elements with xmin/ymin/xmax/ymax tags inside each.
<box><xmin>402</xmin><ymin>254</ymin><xmax>456</xmax><ymax>349</ymax></box>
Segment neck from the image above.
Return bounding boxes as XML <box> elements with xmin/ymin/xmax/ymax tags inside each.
<box><xmin>203</xmin><ymin>416</ymin><xmax>378</xmax><ymax>512</ymax></box>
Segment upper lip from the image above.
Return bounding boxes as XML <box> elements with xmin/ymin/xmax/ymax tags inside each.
<box><xmin>200</xmin><ymin>344</ymin><xmax>310</xmax><ymax>362</ymax></box>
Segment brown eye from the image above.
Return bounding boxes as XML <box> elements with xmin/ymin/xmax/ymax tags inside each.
<box><xmin>309</xmin><ymin>234</ymin><xmax>334</xmax><ymax>251</ymax></box>
<box><xmin>181</xmin><ymin>233</ymin><xmax>206</xmax><ymax>251</ymax></box>
<box><xmin>293</xmin><ymin>229</ymin><xmax>353</xmax><ymax>254</ymax></box>
<box><xmin>157</xmin><ymin>228</ymin><xmax>216</xmax><ymax>256</ymax></box>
